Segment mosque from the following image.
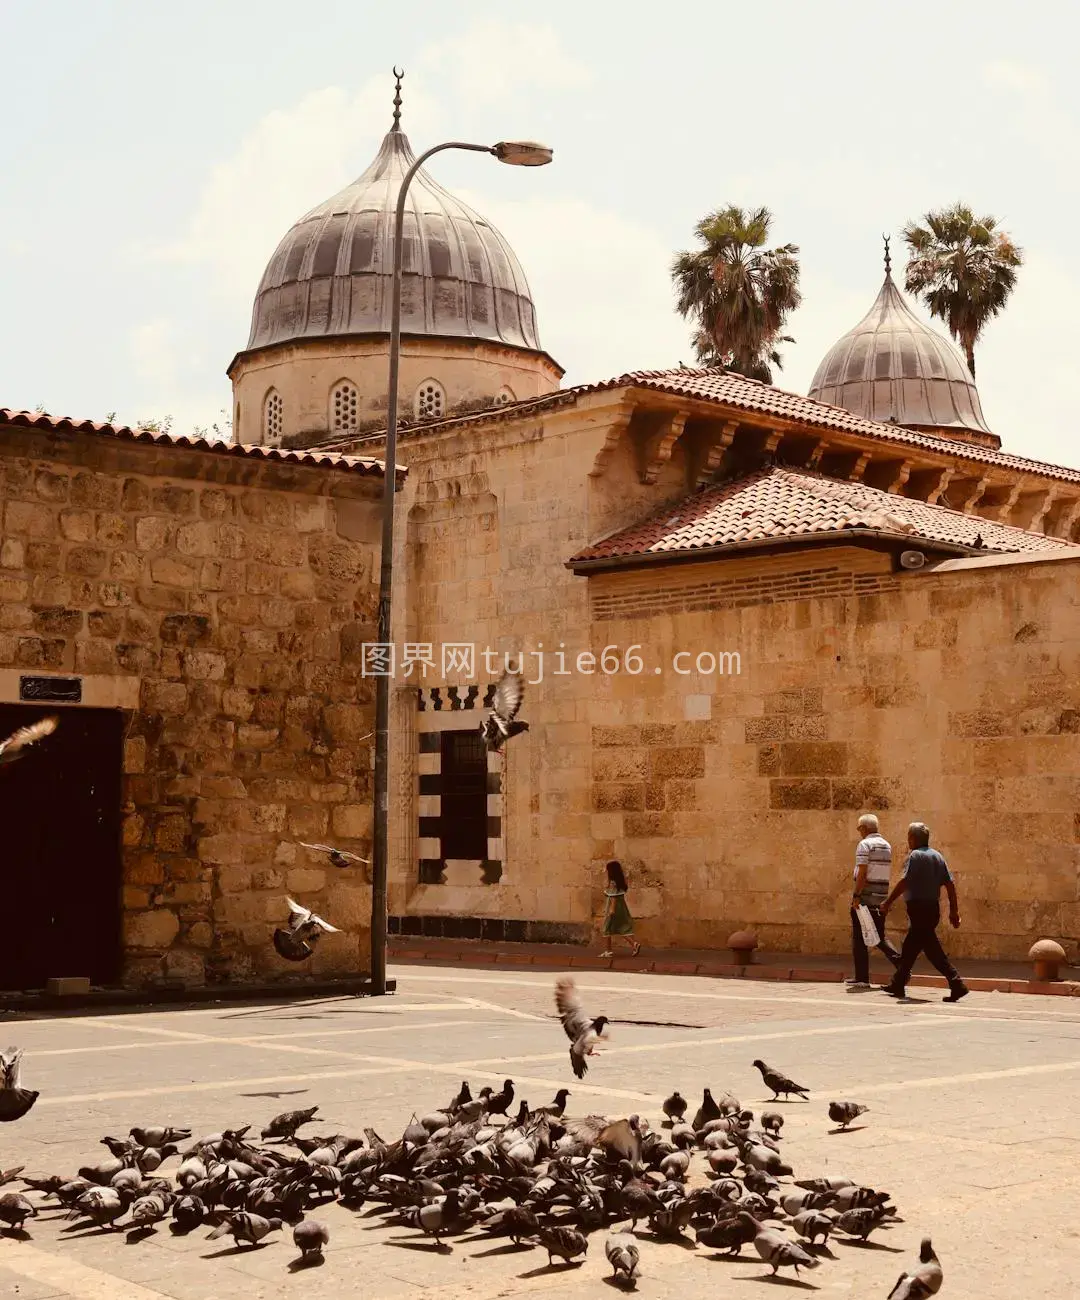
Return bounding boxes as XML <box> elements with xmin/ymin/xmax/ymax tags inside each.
<box><xmin>1</xmin><ymin>86</ymin><xmax>1078</xmax><ymax>991</ymax></box>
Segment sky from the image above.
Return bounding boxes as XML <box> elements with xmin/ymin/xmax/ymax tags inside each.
<box><xmin>1</xmin><ymin>0</ymin><xmax>1077</xmax><ymax>464</ymax></box>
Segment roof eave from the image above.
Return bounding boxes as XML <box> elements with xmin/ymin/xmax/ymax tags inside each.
<box><xmin>227</xmin><ymin>333</ymin><xmax>565</xmax><ymax>380</ymax></box>
<box><xmin>566</xmin><ymin>528</ymin><xmax>983</xmax><ymax>575</ymax></box>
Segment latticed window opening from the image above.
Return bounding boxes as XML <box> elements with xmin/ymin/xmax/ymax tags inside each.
<box><xmin>331</xmin><ymin>381</ymin><xmax>358</xmax><ymax>430</ymax></box>
<box><xmin>414</xmin><ymin>380</ymin><xmax>445</xmax><ymax>419</ymax></box>
<box><xmin>264</xmin><ymin>390</ymin><xmax>283</xmax><ymax>444</ymax></box>
<box><xmin>495</xmin><ymin>387</ymin><xmax>515</xmax><ymax>406</ymax></box>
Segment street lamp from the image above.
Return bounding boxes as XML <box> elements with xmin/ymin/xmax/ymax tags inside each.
<box><xmin>369</xmin><ymin>134</ymin><xmax>553</xmax><ymax>996</ymax></box>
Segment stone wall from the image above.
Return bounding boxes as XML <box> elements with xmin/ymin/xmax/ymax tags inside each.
<box><xmin>0</xmin><ymin>426</ymin><xmax>384</xmax><ymax>987</ymax></box>
<box><xmin>587</xmin><ymin>546</ymin><xmax>1080</xmax><ymax>960</ymax></box>
<box><xmin>384</xmin><ymin>403</ymin><xmax>1080</xmax><ymax>964</ymax></box>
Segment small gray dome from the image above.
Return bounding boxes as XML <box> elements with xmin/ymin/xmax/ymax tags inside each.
<box><xmin>247</xmin><ymin>124</ymin><xmax>541</xmax><ymax>353</ymax></box>
<box><xmin>807</xmin><ymin>272</ymin><xmax>992</xmax><ymax>438</ymax></box>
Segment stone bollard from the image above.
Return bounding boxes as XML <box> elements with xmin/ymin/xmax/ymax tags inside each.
<box><xmin>1028</xmin><ymin>939</ymin><xmax>1067</xmax><ymax>982</ymax></box>
<box><xmin>728</xmin><ymin>930</ymin><xmax>758</xmax><ymax>968</ymax></box>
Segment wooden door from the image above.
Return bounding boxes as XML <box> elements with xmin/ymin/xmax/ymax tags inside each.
<box><xmin>0</xmin><ymin>705</ymin><xmax>124</xmax><ymax>991</ymax></box>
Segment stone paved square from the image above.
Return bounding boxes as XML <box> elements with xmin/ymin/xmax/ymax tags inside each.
<box><xmin>1</xmin><ymin>965</ymin><xmax>1078</xmax><ymax>1299</ymax></box>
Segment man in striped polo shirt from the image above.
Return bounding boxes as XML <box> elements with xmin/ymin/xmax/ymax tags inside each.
<box><xmin>848</xmin><ymin>813</ymin><xmax>901</xmax><ymax>990</ymax></box>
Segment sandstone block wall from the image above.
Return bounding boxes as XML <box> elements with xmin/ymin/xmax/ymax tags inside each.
<box><xmin>586</xmin><ymin>547</ymin><xmax>1080</xmax><ymax>961</ymax></box>
<box><xmin>0</xmin><ymin>428</ymin><xmax>382</xmax><ymax>987</ymax></box>
<box><xmin>389</xmin><ymin>404</ymin><xmax>1080</xmax><ymax>963</ymax></box>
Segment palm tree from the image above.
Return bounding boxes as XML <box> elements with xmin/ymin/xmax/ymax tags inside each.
<box><xmin>902</xmin><ymin>204</ymin><xmax>1022</xmax><ymax>377</ymax></box>
<box><xmin>672</xmin><ymin>206</ymin><xmax>801</xmax><ymax>384</ymax></box>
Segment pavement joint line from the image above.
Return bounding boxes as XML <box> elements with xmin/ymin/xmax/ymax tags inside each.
<box><xmin>448</xmin><ymin>995</ymin><xmax>551</xmax><ymax>1023</ymax></box>
<box><xmin>0</xmin><ymin>1238</ymin><xmax>173</xmax><ymax>1300</ymax></box>
<box><xmin>30</xmin><ymin>1019</ymin><xmax>485</xmax><ymax>1057</ymax></box>
<box><xmin>87</xmin><ymin>1007</ymin><xmax>966</xmax><ymax>1073</ymax></box>
<box><xmin>4</xmin><ymin>996</ymin><xmax>461</xmax><ymax>1029</ymax></box>
<box><xmin>35</xmin><ymin>1015</ymin><xmax>974</xmax><ymax>1106</ymax></box>
<box><xmin>438</xmin><ymin>1015</ymin><xmax>980</xmax><ymax>1070</ymax></box>
<box><xmin>394</xmin><ymin>969</ymin><xmax>1080</xmax><ymax>1021</ymax></box>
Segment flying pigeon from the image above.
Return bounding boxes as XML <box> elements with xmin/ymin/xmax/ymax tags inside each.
<box><xmin>480</xmin><ymin>671</ymin><xmax>529</xmax><ymax>751</ymax></box>
<box><xmin>0</xmin><ymin>1048</ymin><xmax>39</xmax><ymax>1122</ymax></box>
<box><xmin>554</xmin><ymin>976</ymin><xmax>609</xmax><ymax>1078</ymax></box>
<box><xmin>272</xmin><ymin>898</ymin><xmax>340</xmax><ymax>962</ymax></box>
<box><xmin>888</xmin><ymin>1237</ymin><xmax>943</xmax><ymax>1298</ymax></box>
<box><xmin>0</xmin><ymin>715</ymin><xmax>57</xmax><ymax>767</ymax></box>
<box><xmin>605</xmin><ymin>1231</ymin><xmax>640</xmax><ymax>1283</ymax></box>
<box><xmin>751</xmin><ymin>1059</ymin><xmax>810</xmax><ymax>1101</ymax></box>
<box><xmin>829</xmin><ymin>1100</ymin><xmax>870</xmax><ymax>1129</ymax></box>
<box><xmin>299</xmin><ymin>843</ymin><xmax>369</xmax><ymax>869</ymax></box>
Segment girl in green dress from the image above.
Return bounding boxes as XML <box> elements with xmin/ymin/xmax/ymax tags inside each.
<box><xmin>601</xmin><ymin>860</ymin><xmax>641</xmax><ymax>957</ymax></box>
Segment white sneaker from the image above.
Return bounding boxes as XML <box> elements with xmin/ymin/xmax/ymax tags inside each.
<box><xmin>846</xmin><ymin>981</ymin><xmax>872</xmax><ymax>991</ymax></box>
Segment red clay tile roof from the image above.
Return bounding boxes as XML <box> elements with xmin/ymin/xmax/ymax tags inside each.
<box><xmin>0</xmin><ymin>408</ymin><xmax>400</xmax><ymax>479</ymax></box>
<box><xmin>361</xmin><ymin>366</ymin><xmax>1080</xmax><ymax>488</ymax></box>
<box><xmin>570</xmin><ymin>466</ymin><xmax>1068</xmax><ymax>567</ymax></box>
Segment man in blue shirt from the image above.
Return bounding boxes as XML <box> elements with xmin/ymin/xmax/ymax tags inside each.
<box><xmin>879</xmin><ymin>821</ymin><xmax>968</xmax><ymax>1003</ymax></box>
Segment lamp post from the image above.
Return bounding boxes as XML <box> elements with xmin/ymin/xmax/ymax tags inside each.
<box><xmin>369</xmin><ymin>136</ymin><xmax>553</xmax><ymax>996</ymax></box>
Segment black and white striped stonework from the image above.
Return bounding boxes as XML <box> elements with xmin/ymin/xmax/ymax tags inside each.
<box><xmin>415</xmin><ymin>685</ymin><xmax>502</xmax><ymax>885</ymax></box>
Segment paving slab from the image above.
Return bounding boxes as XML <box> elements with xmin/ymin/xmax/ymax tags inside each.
<box><xmin>1</xmin><ymin>964</ymin><xmax>1078</xmax><ymax>1298</ymax></box>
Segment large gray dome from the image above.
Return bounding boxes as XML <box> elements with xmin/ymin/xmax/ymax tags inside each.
<box><xmin>246</xmin><ymin>124</ymin><xmax>542</xmax><ymax>353</ymax></box>
<box><xmin>807</xmin><ymin>271</ymin><xmax>993</xmax><ymax>440</ymax></box>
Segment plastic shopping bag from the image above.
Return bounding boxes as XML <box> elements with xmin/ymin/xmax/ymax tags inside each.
<box><xmin>855</xmin><ymin>904</ymin><xmax>880</xmax><ymax>948</ymax></box>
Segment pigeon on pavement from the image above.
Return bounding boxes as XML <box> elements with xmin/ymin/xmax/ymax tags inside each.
<box><xmin>261</xmin><ymin>1106</ymin><xmax>319</xmax><ymax>1141</ymax></box>
<box><xmin>0</xmin><ymin>1191</ymin><xmax>36</xmax><ymax>1230</ymax></box>
<box><xmin>829</xmin><ymin>1101</ymin><xmax>870</xmax><ymax>1129</ymax></box>
<box><xmin>605</xmin><ymin>1232</ymin><xmax>640</xmax><ymax>1283</ymax></box>
<box><xmin>745</xmin><ymin>1215</ymin><xmax>819</xmax><ymax>1277</ymax></box>
<box><xmin>207</xmin><ymin>1212</ymin><xmax>283</xmax><ymax>1248</ymax></box>
<box><xmin>888</xmin><ymin>1237</ymin><xmax>943</xmax><ymax>1297</ymax></box>
<box><xmin>532</xmin><ymin>1224</ymin><xmax>588</xmax><ymax>1267</ymax></box>
<box><xmin>751</xmin><ymin>1059</ymin><xmax>810</xmax><ymax>1101</ymax></box>
<box><xmin>554</xmin><ymin>977</ymin><xmax>609</xmax><ymax>1079</ymax></box>
<box><xmin>662</xmin><ymin>1090</ymin><xmax>687</xmax><ymax>1123</ymax></box>
<box><xmin>293</xmin><ymin>1219</ymin><xmax>329</xmax><ymax>1260</ymax></box>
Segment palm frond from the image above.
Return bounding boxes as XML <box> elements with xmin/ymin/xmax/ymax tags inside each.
<box><xmin>902</xmin><ymin>202</ymin><xmax>1023</xmax><ymax>374</ymax></box>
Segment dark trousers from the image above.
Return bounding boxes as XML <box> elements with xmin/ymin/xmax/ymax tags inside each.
<box><xmin>851</xmin><ymin>905</ymin><xmax>900</xmax><ymax>983</ymax></box>
<box><xmin>890</xmin><ymin>900</ymin><xmax>963</xmax><ymax>990</ymax></box>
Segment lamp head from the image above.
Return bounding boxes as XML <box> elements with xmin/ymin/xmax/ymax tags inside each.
<box><xmin>492</xmin><ymin>140</ymin><xmax>553</xmax><ymax>166</ymax></box>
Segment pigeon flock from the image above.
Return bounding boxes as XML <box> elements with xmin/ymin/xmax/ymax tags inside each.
<box><xmin>1</xmin><ymin>696</ymin><xmax>946</xmax><ymax>1292</ymax></box>
<box><xmin>0</xmin><ymin>978</ymin><xmax>943</xmax><ymax>1294</ymax></box>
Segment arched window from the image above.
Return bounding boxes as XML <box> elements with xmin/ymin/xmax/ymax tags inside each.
<box><xmin>263</xmin><ymin>390</ymin><xmax>283</xmax><ymax>445</ymax></box>
<box><xmin>494</xmin><ymin>387</ymin><xmax>516</xmax><ymax>406</ymax></box>
<box><xmin>414</xmin><ymin>379</ymin><xmax>445</xmax><ymax>420</ymax></box>
<box><xmin>330</xmin><ymin>379</ymin><xmax>358</xmax><ymax>431</ymax></box>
